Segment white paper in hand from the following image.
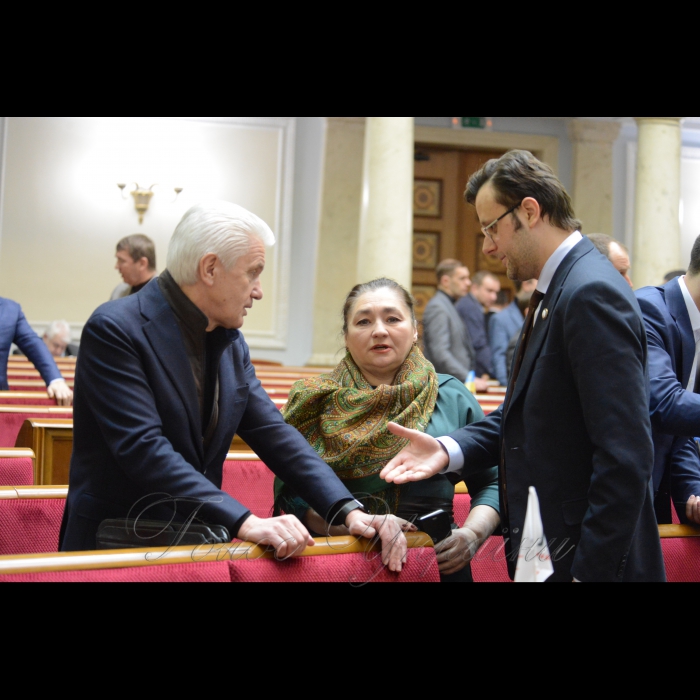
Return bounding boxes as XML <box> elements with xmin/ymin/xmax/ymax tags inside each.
<box><xmin>515</xmin><ymin>487</ymin><xmax>555</xmax><ymax>583</ymax></box>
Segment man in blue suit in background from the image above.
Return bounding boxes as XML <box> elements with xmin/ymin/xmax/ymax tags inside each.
<box><xmin>636</xmin><ymin>237</ymin><xmax>700</xmax><ymax>525</ymax></box>
<box><xmin>0</xmin><ymin>298</ymin><xmax>73</xmax><ymax>405</ymax></box>
<box><xmin>488</xmin><ymin>278</ymin><xmax>538</xmax><ymax>386</ymax></box>
<box><xmin>59</xmin><ymin>201</ymin><xmax>408</xmax><ymax>570</ymax></box>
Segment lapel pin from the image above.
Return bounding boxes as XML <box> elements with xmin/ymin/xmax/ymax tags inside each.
<box><xmin>542</xmin><ymin>309</ymin><xmax>549</xmax><ymax>320</ymax></box>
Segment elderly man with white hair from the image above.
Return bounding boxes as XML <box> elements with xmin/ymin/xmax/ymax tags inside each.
<box><xmin>59</xmin><ymin>202</ymin><xmax>409</xmax><ymax>569</ymax></box>
<box><xmin>43</xmin><ymin>320</ymin><xmax>77</xmax><ymax>358</ymax></box>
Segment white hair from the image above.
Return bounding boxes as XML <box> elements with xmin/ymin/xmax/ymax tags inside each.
<box><xmin>45</xmin><ymin>320</ymin><xmax>71</xmax><ymax>343</ymax></box>
<box><xmin>167</xmin><ymin>201</ymin><xmax>276</xmax><ymax>286</ymax></box>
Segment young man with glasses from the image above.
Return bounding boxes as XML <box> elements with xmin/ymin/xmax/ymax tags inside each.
<box><xmin>381</xmin><ymin>150</ymin><xmax>665</xmax><ymax>583</ymax></box>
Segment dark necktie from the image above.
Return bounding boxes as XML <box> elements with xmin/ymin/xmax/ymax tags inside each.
<box><xmin>694</xmin><ymin>360</ymin><xmax>700</xmax><ymax>395</ymax></box>
<box><xmin>507</xmin><ymin>290</ymin><xmax>546</xmax><ymax>405</ymax></box>
<box><xmin>499</xmin><ymin>290</ymin><xmax>545</xmax><ymax>540</ymax></box>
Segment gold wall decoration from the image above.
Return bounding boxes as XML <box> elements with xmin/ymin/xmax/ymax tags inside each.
<box><xmin>412</xmin><ymin>284</ymin><xmax>437</xmax><ymax>322</ymax></box>
<box><xmin>131</xmin><ymin>184</ymin><xmax>156</xmax><ymax>224</ymax></box>
<box><xmin>413</xmin><ymin>232</ymin><xmax>440</xmax><ymax>270</ymax></box>
<box><xmin>414</xmin><ymin>179</ymin><xmax>442</xmax><ymax>218</ymax></box>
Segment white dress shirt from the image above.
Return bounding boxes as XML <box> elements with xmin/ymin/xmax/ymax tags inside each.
<box><xmin>439</xmin><ymin>231</ymin><xmax>584</xmax><ymax>473</ymax></box>
<box><xmin>678</xmin><ymin>276</ymin><xmax>700</xmax><ymax>391</ymax></box>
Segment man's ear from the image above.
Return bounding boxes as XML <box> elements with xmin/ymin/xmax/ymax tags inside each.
<box><xmin>521</xmin><ymin>197</ymin><xmax>542</xmax><ymax>227</ymax></box>
<box><xmin>198</xmin><ymin>254</ymin><xmax>219</xmax><ymax>287</ymax></box>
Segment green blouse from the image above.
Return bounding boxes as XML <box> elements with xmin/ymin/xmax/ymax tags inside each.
<box><xmin>278</xmin><ymin>374</ymin><xmax>500</xmax><ymax>524</ymax></box>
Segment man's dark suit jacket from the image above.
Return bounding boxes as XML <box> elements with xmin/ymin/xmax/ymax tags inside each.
<box><xmin>0</xmin><ymin>297</ymin><xmax>62</xmax><ymax>391</ymax></box>
<box><xmin>446</xmin><ymin>238</ymin><xmax>665</xmax><ymax>582</ymax></box>
<box><xmin>455</xmin><ymin>293</ymin><xmax>493</xmax><ymax>377</ymax></box>
<box><xmin>59</xmin><ymin>280</ymin><xmax>353</xmax><ymax>552</ymax></box>
<box><xmin>635</xmin><ymin>279</ymin><xmax>700</xmax><ymax>523</ymax></box>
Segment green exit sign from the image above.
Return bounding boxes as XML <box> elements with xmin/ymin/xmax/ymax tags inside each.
<box><xmin>452</xmin><ymin>117</ymin><xmax>492</xmax><ymax>130</ymax></box>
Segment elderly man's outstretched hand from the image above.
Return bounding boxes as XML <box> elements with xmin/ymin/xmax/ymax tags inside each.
<box><xmin>380</xmin><ymin>423</ymin><xmax>450</xmax><ymax>485</ymax></box>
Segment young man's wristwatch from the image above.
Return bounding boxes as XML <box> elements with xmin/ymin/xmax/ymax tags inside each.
<box><xmin>330</xmin><ymin>499</ymin><xmax>368</xmax><ymax>527</ymax></box>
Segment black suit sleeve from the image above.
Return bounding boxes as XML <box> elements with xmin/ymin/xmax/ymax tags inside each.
<box><xmin>562</xmin><ymin>281</ymin><xmax>656</xmax><ymax>582</ymax></box>
<box><xmin>235</xmin><ymin>343</ymin><xmax>355</xmax><ymax>524</ymax></box>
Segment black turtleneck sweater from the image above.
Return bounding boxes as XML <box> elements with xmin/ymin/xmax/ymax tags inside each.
<box><xmin>158</xmin><ymin>270</ymin><xmax>226</xmax><ymax>451</ymax></box>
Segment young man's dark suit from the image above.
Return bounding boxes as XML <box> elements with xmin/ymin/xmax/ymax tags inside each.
<box><xmin>59</xmin><ymin>278</ymin><xmax>354</xmax><ymax>552</ymax></box>
<box><xmin>444</xmin><ymin>238</ymin><xmax>665</xmax><ymax>582</ymax></box>
<box><xmin>635</xmin><ymin>278</ymin><xmax>700</xmax><ymax>523</ymax></box>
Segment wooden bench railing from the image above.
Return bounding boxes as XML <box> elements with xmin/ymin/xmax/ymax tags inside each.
<box><xmin>15</xmin><ymin>419</ymin><xmax>73</xmax><ymax>485</ymax></box>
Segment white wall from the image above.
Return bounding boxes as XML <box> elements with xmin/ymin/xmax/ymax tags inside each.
<box><xmin>0</xmin><ymin>117</ymin><xmax>314</xmax><ymax>361</ymax></box>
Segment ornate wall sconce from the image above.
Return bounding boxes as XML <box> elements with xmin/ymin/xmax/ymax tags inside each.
<box><xmin>118</xmin><ymin>183</ymin><xmax>184</xmax><ymax>224</ymax></box>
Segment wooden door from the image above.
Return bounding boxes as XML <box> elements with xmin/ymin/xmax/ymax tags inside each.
<box><xmin>412</xmin><ymin>146</ymin><xmax>512</xmax><ymax>334</ymax></box>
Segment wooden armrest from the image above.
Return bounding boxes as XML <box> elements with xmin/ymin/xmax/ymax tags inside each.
<box><xmin>0</xmin><ymin>533</ymin><xmax>434</xmax><ymax>575</ymax></box>
<box><xmin>659</xmin><ymin>525</ymin><xmax>700</xmax><ymax>538</ymax></box>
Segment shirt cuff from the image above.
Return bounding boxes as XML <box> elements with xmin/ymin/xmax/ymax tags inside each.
<box><xmin>437</xmin><ymin>437</ymin><xmax>464</xmax><ymax>474</ymax></box>
<box><xmin>48</xmin><ymin>378</ymin><xmax>65</xmax><ymax>387</ymax></box>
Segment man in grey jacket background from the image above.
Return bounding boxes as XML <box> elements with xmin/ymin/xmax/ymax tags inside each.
<box><xmin>422</xmin><ymin>259</ymin><xmax>489</xmax><ymax>393</ymax></box>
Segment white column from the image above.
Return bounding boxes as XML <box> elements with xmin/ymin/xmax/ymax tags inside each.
<box><xmin>309</xmin><ymin>117</ymin><xmax>367</xmax><ymax>366</ymax></box>
<box><xmin>634</xmin><ymin>117</ymin><xmax>685</xmax><ymax>288</ymax></box>
<box><xmin>568</xmin><ymin>119</ymin><xmax>621</xmax><ymax>235</ymax></box>
<box><xmin>357</xmin><ymin>117</ymin><xmax>414</xmax><ymax>287</ymax></box>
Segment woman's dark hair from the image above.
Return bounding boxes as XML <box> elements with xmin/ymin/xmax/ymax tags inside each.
<box><xmin>465</xmin><ymin>150</ymin><xmax>582</xmax><ymax>233</ymax></box>
<box><xmin>342</xmin><ymin>278</ymin><xmax>416</xmax><ymax>335</ymax></box>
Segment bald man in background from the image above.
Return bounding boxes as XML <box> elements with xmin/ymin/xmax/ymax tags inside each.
<box><xmin>587</xmin><ymin>234</ymin><xmax>633</xmax><ymax>288</ymax></box>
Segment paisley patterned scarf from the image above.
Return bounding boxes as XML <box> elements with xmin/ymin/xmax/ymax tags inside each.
<box><xmin>276</xmin><ymin>346</ymin><xmax>439</xmax><ymax>516</ymax></box>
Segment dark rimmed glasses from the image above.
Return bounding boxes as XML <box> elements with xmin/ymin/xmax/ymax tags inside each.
<box><xmin>482</xmin><ymin>203</ymin><xmax>521</xmax><ymax>242</ymax></box>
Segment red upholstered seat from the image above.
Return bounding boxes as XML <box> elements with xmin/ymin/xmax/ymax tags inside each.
<box><xmin>454</xmin><ymin>493</ymin><xmax>471</xmax><ymax>528</ymax></box>
<box><xmin>227</xmin><ymin>547</ymin><xmax>441</xmax><ymax>583</ymax></box>
<box><xmin>471</xmin><ymin>537</ymin><xmax>512</xmax><ymax>583</ymax></box>
<box><xmin>0</xmin><ymin>411</ymin><xmax>68</xmax><ymax>448</ymax></box>
<box><xmin>662</xmin><ymin>538</ymin><xmax>700</xmax><ymax>583</ymax></box>
<box><xmin>222</xmin><ymin>459</ymin><xmax>276</xmax><ymax>520</ymax></box>
<box><xmin>0</xmin><ymin>562</ymin><xmax>232</xmax><ymax>583</ymax></box>
<box><xmin>0</xmin><ymin>457</ymin><xmax>34</xmax><ymax>486</ymax></box>
<box><xmin>0</xmin><ymin>498</ymin><xmax>65</xmax><ymax>556</ymax></box>
<box><xmin>0</xmin><ymin>394</ymin><xmax>57</xmax><ymax>407</ymax></box>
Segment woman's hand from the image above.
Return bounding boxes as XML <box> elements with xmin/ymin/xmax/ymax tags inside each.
<box><xmin>345</xmin><ymin>511</ymin><xmax>417</xmax><ymax>573</ymax></box>
<box><xmin>435</xmin><ymin>528</ymin><xmax>481</xmax><ymax>576</ymax></box>
<box><xmin>436</xmin><ymin>505</ymin><xmax>501</xmax><ymax>577</ymax></box>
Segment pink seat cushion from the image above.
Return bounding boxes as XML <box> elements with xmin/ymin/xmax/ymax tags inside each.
<box><xmin>662</xmin><ymin>538</ymin><xmax>700</xmax><ymax>583</ymax></box>
<box><xmin>227</xmin><ymin>547</ymin><xmax>441</xmax><ymax>583</ymax></box>
<box><xmin>0</xmin><ymin>458</ymin><xmax>34</xmax><ymax>486</ymax></box>
<box><xmin>0</xmin><ymin>562</ymin><xmax>232</xmax><ymax>583</ymax></box>
<box><xmin>222</xmin><ymin>460</ymin><xmax>276</xmax><ymax>519</ymax></box>
<box><xmin>0</xmin><ymin>499</ymin><xmax>66</xmax><ymax>555</ymax></box>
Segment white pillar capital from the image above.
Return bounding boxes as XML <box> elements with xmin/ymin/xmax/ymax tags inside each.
<box><xmin>568</xmin><ymin>118</ymin><xmax>621</xmax><ymax>144</ymax></box>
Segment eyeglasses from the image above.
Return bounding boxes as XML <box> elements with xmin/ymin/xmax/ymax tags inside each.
<box><xmin>482</xmin><ymin>203</ymin><xmax>521</xmax><ymax>242</ymax></box>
